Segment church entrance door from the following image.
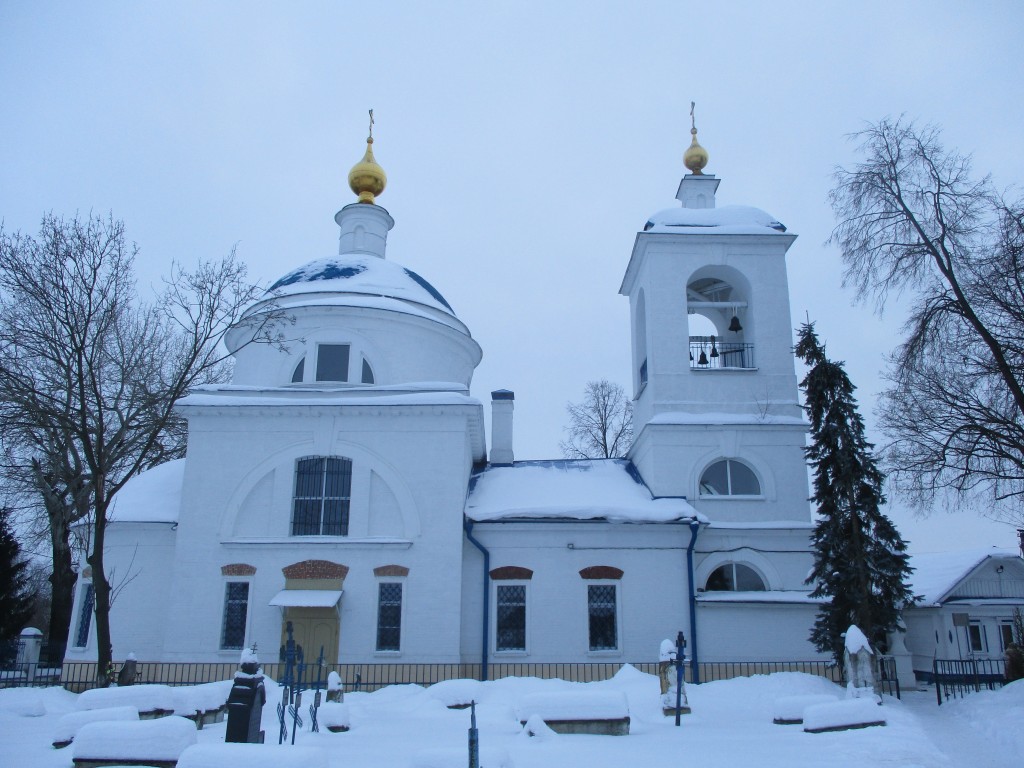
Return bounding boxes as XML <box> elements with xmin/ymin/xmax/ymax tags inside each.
<box><xmin>282</xmin><ymin>608</ymin><xmax>339</xmax><ymax>665</ymax></box>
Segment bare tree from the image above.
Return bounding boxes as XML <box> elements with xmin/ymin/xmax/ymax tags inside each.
<box><xmin>0</xmin><ymin>213</ymin><xmax>285</xmax><ymax>682</ymax></box>
<box><xmin>560</xmin><ymin>380</ymin><xmax>633</xmax><ymax>459</ymax></box>
<box><xmin>830</xmin><ymin>117</ymin><xmax>1024</xmax><ymax>525</ymax></box>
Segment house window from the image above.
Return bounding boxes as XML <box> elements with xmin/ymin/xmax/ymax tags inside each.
<box><xmin>361</xmin><ymin>358</ymin><xmax>374</xmax><ymax>384</ymax></box>
<box><xmin>999</xmin><ymin>621</ymin><xmax>1015</xmax><ymax>651</ymax></box>
<box><xmin>316</xmin><ymin>344</ymin><xmax>350</xmax><ymax>382</ymax></box>
<box><xmin>291</xmin><ymin>456</ymin><xmax>352</xmax><ymax>536</ymax></box>
<box><xmin>496</xmin><ymin>584</ymin><xmax>527</xmax><ymax>652</ymax></box>
<box><xmin>588</xmin><ymin>584</ymin><xmax>618</xmax><ymax>651</ymax></box>
<box><xmin>376</xmin><ymin>583</ymin><xmax>402</xmax><ymax>652</ymax></box>
<box><xmin>220</xmin><ymin>582</ymin><xmax>250</xmax><ymax>650</ymax></box>
<box><xmin>968</xmin><ymin>620</ymin><xmax>987</xmax><ymax>652</ymax></box>
<box><xmin>705</xmin><ymin>563</ymin><xmax>766</xmax><ymax>592</ymax></box>
<box><xmin>291</xmin><ymin>358</ymin><xmax>305</xmax><ymax>383</ymax></box>
<box><xmin>74</xmin><ymin>583</ymin><xmax>94</xmax><ymax>648</ymax></box>
<box><xmin>699</xmin><ymin>459</ymin><xmax>760</xmax><ymax>496</ymax></box>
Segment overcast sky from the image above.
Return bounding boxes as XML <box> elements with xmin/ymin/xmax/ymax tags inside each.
<box><xmin>2</xmin><ymin>1</ymin><xmax>1023</xmax><ymax>554</ymax></box>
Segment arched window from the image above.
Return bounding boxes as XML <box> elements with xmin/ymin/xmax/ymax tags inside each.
<box><xmin>291</xmin><ymin>456</ymin><xmax>352</xmax><ymax>536</ymax></box>
<box><xmin>700</xmin><ymin>459</ymin><xmax>760</xmax><ymax>496</ymax></box>
<box><xmin>705</xmin><ymin>563</ymin><xmax>766</xmax><ymax>592</ymax></box>
<box><xmin>291</xmin><ymin>358</ymin><xmax>305</xmax><ymax>383</ymax></box>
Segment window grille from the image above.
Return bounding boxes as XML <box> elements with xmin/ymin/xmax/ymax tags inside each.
<box><xmin>496</xmin><ymin>584</ymin><xmax>526</xmax><ymax>651</ymax></box>
<box><xmin>588</xmin><ymin>584</ymin><xmax>617</xmax><ymax>651</ymax></box>
<box><xmin>376</xmin><ymin>583</ymin><xmax>402</xmax><ymax>652</ymax></box>
<box><xmin>291</xmin><ymin>456</ymin><xmax>352</xmax><ymax>536</ymax></box>
<box><xmin>220</xmin><ymin>582</ymin><xmax>249</xmax><ymax>650</ymax></box>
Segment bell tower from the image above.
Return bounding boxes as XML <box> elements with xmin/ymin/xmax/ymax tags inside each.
<box><xmin>619</xmin><ymin>111</ymin><xmax>809</xmax><ymax>523</ymax></box>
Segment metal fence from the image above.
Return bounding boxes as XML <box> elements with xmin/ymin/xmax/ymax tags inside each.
<box><xmin>1</xmin><ymin>658</ymin><xmax>844</xmax><ymax>693</ymax></box>
<box><xmin>932</xmin><ymin>658</ymin><xmax>1007</xmax><ymax>705</ymax></box>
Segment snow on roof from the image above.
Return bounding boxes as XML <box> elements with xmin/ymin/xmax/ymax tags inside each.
<box><xmin>177</xmin><ymin>386</ymin><xmax>481</xmax><ymax>409</ymax></box>
<box><xmin>649</xmin><ymin>412</ymin><xmax>805</xmax><ymax>427</ymax></box>
<box><xmin>645</xmin><ymin>205</ymin><xmax>787</xmax><ymax>234</ymax></box>
<box><xmin>268</xmin><ymin>589</ymin><xmax>343</xmax><ymax>608</ymax></box>
<box><xmin>108</xmin><ymin>459</ymin><xmax>185</xmax><ymax>524</ymax></box>
<box><xmin>266</xmin><ymin>255</ymin><xmax>455</xmax><ymax>315</ymax></box>
<box><xmin>696</xmin><ymin>591</ymin><xmax>824</xmax><ymax>604</ymax></box>
<box><xmin>908</xmin><ymin>548</ymin><xmax>1021</xmax><ymax>605</ymax></box>
<box><xmin>465</xmin><ymin>459</ymin><xmax>702</xmax><ymax>523</ymax></box>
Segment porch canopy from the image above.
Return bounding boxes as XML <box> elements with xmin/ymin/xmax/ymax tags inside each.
<box><xmin>268</xmin><ymin>589</ymin><xmax>344</xmax><ymax>608</ymax></box>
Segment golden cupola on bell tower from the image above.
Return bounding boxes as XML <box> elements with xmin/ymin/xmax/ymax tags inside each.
<box><xmin>348</xmin><ymin>109</ymin><xmax>387</xmax><ymax>204</ymax></box>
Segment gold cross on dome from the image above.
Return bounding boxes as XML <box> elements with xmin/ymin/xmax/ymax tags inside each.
<box><xmin>368</xmin><ymin>109</ymin><xmax>374</xmax><ymax>140</ymax></box>
<box><xmin>690</xmin><ymin>101</ymin><xmax>696</xmax><ymax>131</ymax></box>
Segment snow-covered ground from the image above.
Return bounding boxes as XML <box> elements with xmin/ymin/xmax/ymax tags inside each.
<box><xmin>1</xmin><ymin>667</ymin><xmax>1021</xmax><ymax>768</ymax></box>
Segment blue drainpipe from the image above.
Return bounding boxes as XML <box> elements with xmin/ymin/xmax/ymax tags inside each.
<box><xmin>686</xmin><ymin>519</ymin><xmax>702</xmax><ymax>683</ymax></box>
<box><xmin>464</xmin><ymin>519</ymin><xmax>490</xmax><ymax>681</ymax></box>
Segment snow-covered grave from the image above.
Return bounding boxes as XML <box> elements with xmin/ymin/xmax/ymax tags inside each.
<box><xmin>173</xmin><ymin>680</ymin><xmax>232</xmax><ymax>726</ymax></box>
<box><xmin>326</xmin><ymin>670</ymin><xmax>344</xmax><ymax>702</ymax></box>
<box><xmin>802</xmin><ymin>698</ymin><xmax>886</xmax><ymax>734</ymax></box>
<box><xmin>176</xmin><ymin>743</ymin><xmax>329</xmax><ymax>768</ymax></box>
<box><xmin>4</xmin><ymin>669</ymin><xmax>1024</xmax><ymax>768</ymax></box>
<box><xmin>52</xmin><ymin>705</ymin><xmax>139</xmax><ymax>748</ymax></box>
<box><xmin>318</xmin><ymin>701</ymin><xmax>351</xmax><ymax>732</ymax></box>
<box><xmin>516</xmin><ymin>690</ymin><xmax>630</xmax><ymax>735</ymax></box>
<box><xmin>71</xmin><ymin>714</ymin><xmax>197</xmax><ymax>768</ymax></box>
<box><xmin>77</xmin><ymin>683</ymin><xmax>178</xmax><ymax>719</ymax></box>
<box><xmin>426</xmin><ymin>678</ymin><xmax>483</xmax><ymax>709</ymax></box>
<box><xmin>771</xmin><ymin>694</ymin><xmax>838</xmax><ymax>725</ymax></box>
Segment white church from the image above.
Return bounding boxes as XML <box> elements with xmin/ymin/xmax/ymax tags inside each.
<box><xmin>64</xmin><ymin>121</ymin><xmax>887</xmax><ymax>675</ymax></box>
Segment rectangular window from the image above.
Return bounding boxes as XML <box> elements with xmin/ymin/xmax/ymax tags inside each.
<box><xmin>999</xmin><ymin>621</ymin><xmax>1014</xmax><ymax>651</ymax></box>
<box><xmin>220</xmin><ymin>582</ymin><xmax>250</xmax><ymax>650</ymax></box>
<box><xmin>496</xmin><ymin>584</ymin><xmax>526</xmax><ymax>652</ymax></box>
<box><xmin>968</xmin><ymin>620</ymin><xmax>987</xmax><ymax>652</ymax></box>
<box><xmin>376</xmin><ymin>583</ymin><xmax>402</xmax><ymax>652</ymax></box>
<box><xmin>291</xmin><ymin>457</ymin><xmax>352</xmax><ymax>536</ymax></box>
<box><xmin>74</xmin><ymin>583</ymin><xmax>94</xmax><ymax>648</ymax></box>
<box><xmin>588</xmin><ymin>584</ymin><xmax>618</xmax><ymax>651</ymax></box>
<box><xmin>316</xmin><ymin>344</ymin><xmax>350</xmax><ymax>382</ymax></box>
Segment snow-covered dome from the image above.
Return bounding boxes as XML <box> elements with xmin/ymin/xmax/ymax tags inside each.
<box><xmin>268</xmin><ymin>255</ymin><xmax>456</xmax><ymax>316</ymax></box>
<box><xmin>644</xmin><ymin>204</ymin><xmax>786</xmax><ymax>234</ymax></box>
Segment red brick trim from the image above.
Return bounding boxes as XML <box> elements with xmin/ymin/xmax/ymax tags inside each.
<box><xmin>579</xmin><ymin>566</ymin><xmax>624</xmax><ymax>580</ymax></box>
<box><xmin>282</xmin><ymin>560</ymin><xmax>349</xmax><ymax>580</ymax></box>
<box><xmin>490</xmin><ymin>566</ymin><xmax>534</xmax><ymax>580</ymax></box>
<box><xmin>221</xmin><ymin>563</ymin><xmax>257</xmax><ymax>577</ymax></box>
<box><xmin>373</xmin><ymin>565</ymin><xmax>410</xmax><ymax>578</ymax></box>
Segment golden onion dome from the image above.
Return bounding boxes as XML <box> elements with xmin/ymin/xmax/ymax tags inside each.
<box><xmin>684</xmin><ymin>127</ymin><xmax>709</xmax><ymax>175</ymax></box>
<box><xmin>348</xmin><ymin>110</ymin><xmax>387</xmax><ymax>204</ymax></box>
<box><xmin>683</xmin><ymin>101</ymin><xmax>709</xmax><ymax>175</ymax></box>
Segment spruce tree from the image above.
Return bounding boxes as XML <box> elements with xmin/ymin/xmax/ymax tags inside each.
<box><xmin>0</xmin><ymin>507</ymin><xmax>35</xmax><ymax>642</ymax></box>
<box><xmin>796</xmin><ymin>322</ymin><xmax>915</xmax><ymax>664</ymax></box>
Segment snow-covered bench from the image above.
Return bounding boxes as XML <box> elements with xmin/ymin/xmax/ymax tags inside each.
<box><xmin>77</xmin><ymin>684</ymin><xmax>178</xmax><ymax>719</ymax></box>
<box><xmin>173</xmin><ymin>681</ymin><xmax>232</xmax><ymax>726</ymax></box>
<box><xmin>52</xmin><ymin>706</ymin><xmax>139</xmax><ymax>748</ymax></box>
<box><xmin>517</xmin><ymin>691</ymin><xmax>630</xmax><ymax>735</ymax></box>
<box><xmin>772</xmin><ymin>694</ymin><xmax>839</xmax><ymax>725</ymax></box>
<box><xmin>177</xmin><ymin>744</ymin><xmax>328</xmax><ymax>768</ymax></box>
<box><xmin>71</xmin><ymin>715</ymin><xmax>197</xmax><ymax>768</ymax></box>
<box><xmin>802</xmin><ymin>699</ymin><xmax>886</xmax><ymax>733</ymax></box>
